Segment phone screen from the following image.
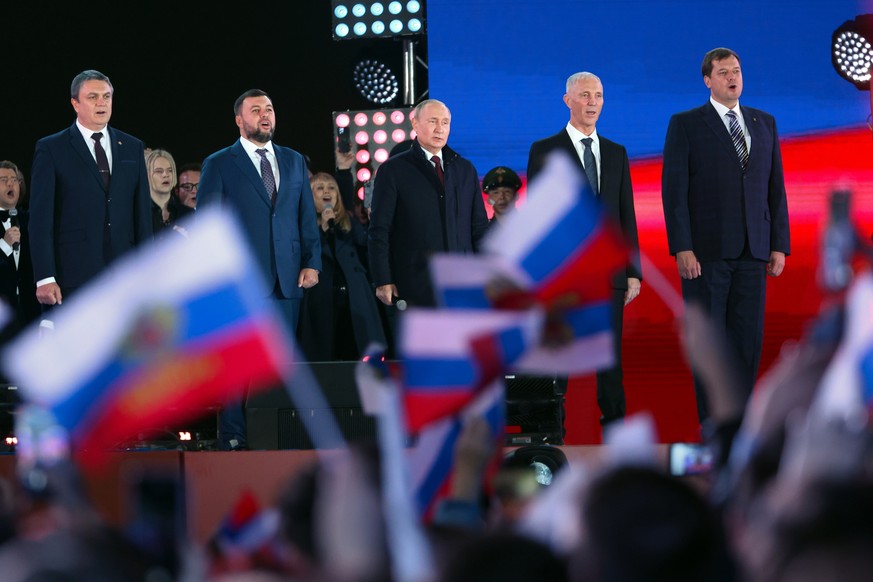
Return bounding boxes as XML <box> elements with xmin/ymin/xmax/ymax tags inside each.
<box><xmin>337</xmin><ymin>126</ymin><xmax>351</xmax><ymax>153</ymax></box>
<box><xmin>669</xmin><ymin>443</ymin><xmax>714</xmax><ymax>476</ymax></box>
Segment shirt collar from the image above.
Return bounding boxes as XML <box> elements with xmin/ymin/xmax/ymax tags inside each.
<box><xmin>239</xmin><ymin>137</ymin><xmax>274</xmax><ymax>158</ymax></box>
<box><xmin>710</xmin><ymin>97</ymin><xmax>742</xmax><ymax>121</ymax></box>
<box><xmin>565</xmin><ymin>122</ymin><xmax>598</xmax><ymax>145</ymax></box>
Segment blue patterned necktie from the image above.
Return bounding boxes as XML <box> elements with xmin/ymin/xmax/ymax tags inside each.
<box><xmin>256</xmin><ymin>148</ymin><xmax>276</xmax><ymax>206</ymax></box>
<box><xmin>580</xmin><ymin>137</ymin><xmax>599</xmax><ymax>196</ymax></box>
<box><xmin>725</xmin><ymin>110</ymin><xmax>749</xmax><ymax>171</ymax></box>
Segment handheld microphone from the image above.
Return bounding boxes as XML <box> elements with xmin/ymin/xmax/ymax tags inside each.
<box><xmin>323</xmin><ymin>203</ymin><xmax>335</xmax><ymax>229</ymax></box>
<box><xmin>8</xmin><ymin>208</ymin><xmax>19</xmax><ymax>251</ymax></box>
<box><xmin>819</xmin><ymin>189</ymin><xmax>856</xmax><ymax>292</ymax></box>
<box><xmin>392</xmin><ymin>296</ymin><xmax>408</xmax><ymax>311</ymax></box>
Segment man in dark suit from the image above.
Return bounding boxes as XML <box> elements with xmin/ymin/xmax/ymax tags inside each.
<box><xmin>662</xmin><ymin>47</ymin><xmax>790</xmax><ymax>422</ymax></box>
<box><xmin>368</xmin><ymin>99</ymin><xmax>489</xmax><ymax>309</ymax></box>
<box><xmin>198</xmin><ymin>88</ymin><xmax>321</xmax><ymax>450</ymax></box>
<box><xmin>527</xmin><ymin>72</ymin><xmax>642</xmax><ymax>426</ymax></box>
<box><xmin>0</xmin><ymin>161</ymin><xmax>39</xmax><ymax>350</ymax></box>
<box><xmin>29</xmin><ymin>69</ymin><xmax>153</xmax><ymax>312</ymax></box>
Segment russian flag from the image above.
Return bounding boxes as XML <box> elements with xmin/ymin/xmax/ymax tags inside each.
<box><xmin>814</xmin><ymin>271</ymin><xmax>873</xmax><ymax>423</ymax></box>
<box><xmin>2</xmin><ymin>209</ymin><xmax>293</xmax><ymax>468</ymax></box>
<box><xmin>484</xmin><ymin>150</ymin><xmax>628</xmax><ymax>307</ymax></box>
<box><xmin>407</xmin><ymin>379</ymin><xmax>505</xmax><ymax>521</ymax></box>
<box><xmin>399</xmin><ymin>308</ymin><xmax>542</xmax><ymax>433</ymax></box>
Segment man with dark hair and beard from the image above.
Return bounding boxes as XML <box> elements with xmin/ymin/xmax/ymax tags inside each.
<box><xmin>198</xmin><ymin>88</ymin><xmax>321</xmax><ymax>450</ymax></box>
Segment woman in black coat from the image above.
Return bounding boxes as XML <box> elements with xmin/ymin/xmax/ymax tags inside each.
<box><xmin>296</xmin><ymin>172</ymin><xmax>387</xmax><ymax>361</ymax></box>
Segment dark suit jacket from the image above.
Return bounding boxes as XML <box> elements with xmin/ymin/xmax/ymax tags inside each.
<box><xmin>0</xmin><ymin>209</ymin><xmax>40</xmax><ymax>343</ymax></box>
<box><xmin>368</xmin><ymin>140</ymin><xmax>489</xmax><ymax>306</ymax></box>
<box><xmin>527</xmin><ymin>129</ymin><xmax>642</xmax><ymax>288</ymax></box>
<box><xmin>29</xmin><ymin>124</ymin><xmax>153</xmax><ymax>293</ymax></box>
<box><xmin>198</xmin><ymin>140</ymin><xmax>321</xmax><ymax>299</ymax></box>
<box><xmin>661</xmin><ymin>102</ymin><xmax>790</xmax><ymax>261</ymax></box>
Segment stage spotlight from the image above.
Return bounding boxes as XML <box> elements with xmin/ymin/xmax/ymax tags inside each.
<box><xmin>354</xmin><ymin>59</ymin><xmax>400</xmax><ymax>105</ymax></box>
<box><xmin>333</xmin><ymin>106</ymin><xmax>415</xmax><ymax>201</ymax></box>
<box><xmin>332</xmin><ymin>0</ymin><xmax>426</xmax><ymax>40</ymax></box>
<box><xmin>502</xmin><ymin>445</ymin><xmax>569</xmax><ymax>486</ymax></box>
<box><xmin>832</xmin><ymin>15</ymin><xmax>873</xmax><ymax>89</ymax></box>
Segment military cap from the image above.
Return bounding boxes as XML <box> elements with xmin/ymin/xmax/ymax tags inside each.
<box><xmin>482</xmin><ymin>166</ymin><xmax>522</xmax><ymax>192</ymax></box>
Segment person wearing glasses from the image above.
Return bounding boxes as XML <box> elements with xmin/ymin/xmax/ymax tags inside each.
<box><xmin>146</xmin><ymin>149</ymin><xmax>192</xmax><ymax>238</ymax></box>
<box><xmin>0</xmin><ymin>161</ymin><xmax>39</xmax><ymax>349</ymax></box>
<box><xmin>174</xmin><ymin>162</ymin><xmax>200</xmax><ymax>210</ymax></box>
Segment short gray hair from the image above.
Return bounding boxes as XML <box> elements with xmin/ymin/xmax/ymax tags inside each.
<box><xmin>565</xmin><ymin>72</ymin><xmax>602</xmax><ymax>93</ymax></box>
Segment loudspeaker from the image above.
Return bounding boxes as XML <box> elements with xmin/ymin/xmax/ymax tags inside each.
<box><xmin>246</xmin><ymin>361</ymin><xmax>377</xmax><ymax>450</ymax></box>
<box><xmin>504</xmin><ymin>374</ymin><xmax>566</xmax><ymax>446</ymax></box>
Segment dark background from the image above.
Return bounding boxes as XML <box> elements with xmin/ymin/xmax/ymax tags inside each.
<box><xmin>4</xmin><ymin>1</ymin><xmax>427</xmax><ymax>185</ymax></box>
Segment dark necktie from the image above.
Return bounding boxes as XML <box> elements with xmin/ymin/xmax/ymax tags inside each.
<box><xmin>91</xmin><ymin>132</ymin><xmax>110</xmax><ymax>190</ymax></box>
<box><xmin>256</xmin><ymin>148</ymin><xmax>277</xmax><ymax>206</ymax></box>
<box><xmin>580</xmin><ymin>137</ymin><xmax>599</xmax><ymax>196</ymax></box>
<box><xmin>431</xmin><ymin>155</ymin><xmax>445</xmax><ymax>187</ymax></box>
<box><xmin>726</xmin><ymin>110</ymin><xmax>749</xmax><ymax>171</ymax></box>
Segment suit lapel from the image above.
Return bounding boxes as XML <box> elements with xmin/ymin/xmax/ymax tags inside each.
<box><xmin>69</xmin><ymin>124</ymin><xmax>105</xmax><ymax>190</ymax></box>
<box><xmin>740</xmin><ymin>105</ymin><xmax>763</xmax><ymax>169</ymax></box>
<box><xmin>558</xmin><ymin>131</ymin><xmax>586</xmax><ymax>173</ymax></box>
<box><xmin>231</xmin><ymin>142</ymin><xmax>273</xmax><ymax>207</ymax></box>
<box><xmin>701</xmin><ymin>103</ymin><xmax>743</xmax><ymax>170</ymax></box>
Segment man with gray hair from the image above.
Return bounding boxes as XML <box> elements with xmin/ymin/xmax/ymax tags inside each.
<box><xmin>527</xmin><ymin>72</ymin><xmax>642</xmax><ymax>427</ymax></box>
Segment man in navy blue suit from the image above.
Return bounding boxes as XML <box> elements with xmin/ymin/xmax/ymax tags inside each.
<box><xmin>30</xmin><ymin>69</ymin><xmax>153</xmax><ymax>312</ymax></box>
<box><xmin>198</xmin><ymin>89</ymin><xmax>321</xmax><ymax>450</ymax></box>
<box><xmin>662</xmin><ymin>48</ymin><xmax>790</xmax><ymax>422</ymax></box>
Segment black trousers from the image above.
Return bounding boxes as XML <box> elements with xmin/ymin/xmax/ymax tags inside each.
<box><xmin>681</xmin><ymin>257</ymin><xmax>767</xmax><ymax>422</ymax></box>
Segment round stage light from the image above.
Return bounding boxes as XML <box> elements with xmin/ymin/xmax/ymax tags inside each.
<box><xmin>357</xmin><ymin>167</ymin><xmax>372</xmax><ymax>182</ymax></box>
<box><xmin>355</xmin><ymin>131</ymin><xmax>370</xmax><ymax>145</ymax></box>
<box><xmin>352</xmin><ymin>3</ymin><xmax>367</xmax><ymax>17</ymax></box>
<box><xmin>354</xmin><ymin>112</ymin><xmax>369</xmax><ymax>126</ymax></box>
<box><xmin>834</xmin><ymin>31</ymin><xmax>873</xmax><ymax>85</ymax></box>
<box><xmin>353</xmin><ymin>22</ymin><xmax>368</xmax><ymax>36</ymax></box>
<box><xmin>353</xmin><ymin>59</ymin><xmax>399</xmax><ymax>105</ymax></box>
<box><xmin>406</xmin><ymin>1</ymin><xmax>421</xmax><ymax>13</ymax></box>
<box><xmin>356</xmin><ymin>149</ymin><xmax>371</xmax><ymax>164</ymax></box>
<box><xmin>334</xmin><ymin>4</ymin><xmax>349</xmax><ymax>18</ymax></box>
<box><xmin>388</xmin><ymin>1</ymin><xmax>402</xmax><ymax>15</ymax></box>
<box><xmin>373</xmin><ymin>129</ymin><xmax>388</xmax><ymax>144</ymax></box>
<box><xmin>372</xmin><ymin>111</ymin><xmax>387</xmax><ymax>125</ymax></box>
<box><xmin>374</xmin><ymin>148</ymin><xmax>389</xmax><ymax>163</ymax></box>
<box><xmin>371</xmin><ymin>20</ymin><xmax>386</xmax><ymax>35</ymax></box>
<box><xmin>370</xmin><ymin>2</ymin><xmax>384</xmax><ymax>16</ymax></box>
<box><xmin>391</xmin><ymin>128</ymin><xmax>407</xmax><ymax>142</ymax></box>
<box><xmin>389</xmin><ymin>19</ymin><xmax>403</xmax><ymax>34</ymax></box>
<box><xmin>335</xmin><ymin>23</ymin><xmax>350</xmax><ymax>38</ymax></box>
<box><xmin>390</xmin><ymin>110</ymin><xmax>406</xmax><ymax>124</ymax></box>
<box><xmin>335</xmin><ymin>113</ymin><xmax>351</xmax><ymax>128</ymax></box>
<box><xmin>407</xmin><ymin>18</ymin><xmax>422</xmax><ymax>32</ymax></box>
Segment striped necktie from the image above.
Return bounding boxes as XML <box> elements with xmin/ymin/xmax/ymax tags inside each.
<box><xmin>725</xmin><ymin>110</ymin><xmax>749</xmax><ymax>171</ymax></box>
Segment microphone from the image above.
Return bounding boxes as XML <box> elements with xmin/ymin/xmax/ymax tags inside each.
<box><xmin>8</xmin><ymin>208</ymin><xmax>19</xmax><ymax>251</ymax></box>
<box><xmin>392</xmin><ymin>296</ymin><xmax>408</xmax><ymax>311</ymax></box>
<box><xmin>818</xmin><ymin>189</ymin><xmax>856</xmax><ymax>292</ymax></box>
<box><xmin>323</xmin><ymin>203</ymin><xmax>335</xmax><ymax>229</ymax></box>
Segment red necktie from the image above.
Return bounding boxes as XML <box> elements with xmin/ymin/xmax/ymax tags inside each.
<box><xmin>431</xmin><ymin>155</ymin><xmax>445</xmax><ymax>187</ymax></box>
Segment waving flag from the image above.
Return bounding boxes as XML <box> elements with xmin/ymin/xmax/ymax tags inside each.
<box><xmin>399</xmin><ymin>308</ymin><xmax>542</xmax><ymax>433</ymax></box>
<box><xmin>2</xmin><ymin>209</ymin><xmax>294</xmax><ymax>468</ymax></box>
<box><xmin>813</xmin><ymin>271</ymin><xmax>873</xmax><ymax>422</ymax></box>
<box><xmin>484</xmin><ymin>150</ymin><xmax>628</xmax><ymax>306</ymax></box>
<box><xmin>407</xmin><ymin>379</ymin><xmax>505</xmax><ymax>521</ymax></box>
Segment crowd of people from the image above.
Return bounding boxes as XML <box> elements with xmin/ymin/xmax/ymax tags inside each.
<box><xmin>0</xmin><ymin>43</ymin><xmax>832</xmax><ymax>580</ymax></box>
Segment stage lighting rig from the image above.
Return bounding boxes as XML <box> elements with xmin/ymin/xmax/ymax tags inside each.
<box><xmin>334</xmin><ymin>107</ymin><xmax>415</xmax><ymax>200</ymax></box>
<box><xmin>354</xmin><ymin>59</ymin><xmax>400</xmax><ymax>105</ymax></box>
<box><xmin>832</xmin><ymin>15</ymin><xmax>873</xmax><ymax>90</ymax></box>
<box><xmin>333</xmin><ymin>1</ymin><xmax>426</xmax><ymax>40</ymax></box>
